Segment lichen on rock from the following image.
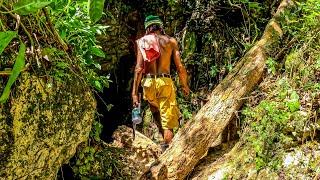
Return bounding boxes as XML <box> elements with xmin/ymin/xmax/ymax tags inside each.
<box><xmin>0</xmin><ymin>72</ymin><xmax>96</xmax><ymax>179</ymax></box>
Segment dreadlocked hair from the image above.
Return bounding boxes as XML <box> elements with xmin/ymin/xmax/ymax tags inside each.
<box><xmin>146</xmin><ymin>24</ymin><xmax>165</xmax><ymax>35</ymax></box>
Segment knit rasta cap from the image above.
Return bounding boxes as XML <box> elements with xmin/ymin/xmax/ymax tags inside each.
<box><xmin>144</xmin><ymin>15</ymin><xmax>163</xmax><ymax>29</ymax></box>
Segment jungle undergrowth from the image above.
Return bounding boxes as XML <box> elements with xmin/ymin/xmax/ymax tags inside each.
<box><xmin>49</xmin><ymin>0</ymin><xmax>111</xmax><ymax>92</ymax></box>
<box><xmin>235</xmin><ymin>0</ymin><xmax>320</xmax><ymax>175</ymax></box>
<box><xmin>70</xmin><ymin>120</ymin><xmax>129</xmax><ymax>180</ymax></box>
<box><xmin>174</xmin><ymin>0</ymin><xmax>274</xmax><ymax>122</ymax></box>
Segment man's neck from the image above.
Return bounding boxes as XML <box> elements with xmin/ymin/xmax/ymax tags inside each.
<box><xmin>154</xmin><ymin>30</ymin><xmax>161</xmax><ymax>35</ymax></box>
<box><xmin>147</xmin><ymin>30</ymin><xmax>161</xmax><ymax>35</ymax></box>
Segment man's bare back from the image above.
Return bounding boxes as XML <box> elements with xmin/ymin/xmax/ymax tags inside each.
<box><xmin>132</xmin><ymin>31</ymin><xmax>189</xmax><ymax>105</ymax></box>
<box><xmin>144</xmin><ymin>34</ymin><xmax>175</xmax><ymax>75</ymax></box>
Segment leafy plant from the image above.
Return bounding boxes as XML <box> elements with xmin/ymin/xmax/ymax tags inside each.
<box><xmin>50</xmin><ymin>0</ymin><xmax>110</xmax><ymax>91</ymax></box>
<box><xmin>286</xmin><ymin>91</ymin><xmax>300</xmax><ymax>112</ymax></box>
<box><xmin>90</xmin><ymin>121</ymin><xmax>103</xmax><ymax>141</ymax></box>
<box><xmin>243</xmin><ymin>100</ymin><xmax>291</xmax><ymax>170</ymax></box>
<box><xmin>0</xmin><ymin>31</ymin><xmax>16</xmax><ymax>54</ymax></box>
<box><xmin>88</xmin><ymin>0</ymin><xmax>106</xmax><ymax>23</ymax></box>
<box><xmin>13</xmin><ymin>0</ymin><xmax>52</xmax><ymax>15</ymax></box>
<box><xmin>0</xmin><ymin>42</ymin><xmax>26</xmax><ymax>103</ymax></box>
<box><xmin>266</xmin><ymin>57</ymin><xmax>277</xmax><ymax>75</ymax></box>
<box><xmin>72</xmin><ymin>142</ymin><xmax>128</xmax><ymax>179</ymax></box>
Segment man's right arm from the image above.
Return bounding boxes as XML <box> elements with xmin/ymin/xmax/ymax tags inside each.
<box><xmin>131</xmin><ymin>42</ymin><xmax>144</xmax><ymax>107</ymax></box>
<box><xmin>171</xmin><ymin>38</ymin><xmax>190</xmax><ymax>96</ymax></box>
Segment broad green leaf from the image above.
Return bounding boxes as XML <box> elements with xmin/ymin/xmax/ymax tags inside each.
<box><xmin>0</xmin><ymin>31</ymin><xmax>17</xmax><ymax>55</ymax></box>
<box><xmin>90</xmin><ymin>46</ymin><xmax>105</xmax><ymax>58</ymax></box>
<box><xmin>13</xmin><ymin>0</ymin><xmax>52</xmax><ymax>15</ymax></box>
<box><xmin>0</xmin><ymin>43</ymin><xmax>26</xmax><ymax>103</ymax></box>
<box><xmin>88</xmin><ymin>0</ymin><xmax>106</xmax><ymax>23</ymax></box>
<box><xmin>93</xmin><ymin>80</ymin><xmax>102</xmax><ymax>91</ymax></box>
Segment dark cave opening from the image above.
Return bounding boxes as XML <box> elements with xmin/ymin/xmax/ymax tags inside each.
<box><xmin>97</xmin><ymin>53</ymin><xmax>136</xmax><ymax>143</ymax></box>
<box><xmin>57</xmin><ymin>53</ymin><xmax>137</xmax><ymax>180</ymax></box>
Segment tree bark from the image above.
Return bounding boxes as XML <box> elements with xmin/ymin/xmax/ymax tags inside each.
<box><xmin>141</xmin><ymin>1</ymin><xmax>294</xmax><ymax>179</ymax></box>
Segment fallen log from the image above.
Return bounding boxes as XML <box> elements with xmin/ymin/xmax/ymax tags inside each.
<box><xmin>141</xmin><ymin>1</ymin><xmax>294</xmax><ymax>179</ymax></box>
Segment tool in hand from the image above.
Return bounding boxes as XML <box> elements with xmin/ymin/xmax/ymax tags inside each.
<box><xmin>132</xmin><ymin>93</ymin><xmax>142</xmax><ymax>140</ymax></box>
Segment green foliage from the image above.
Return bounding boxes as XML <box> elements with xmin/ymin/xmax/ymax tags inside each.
<box><xmin>52</xmin><ymin>60</ymin><xmax>71</xmax><ymax>81</ymax></box>
<box><xmin>281</xmin><ymin>0</ymin><xmax>320</xmax><ymax>44</ymax></box>
<box><xmin>90</xmin><ymin>46</ymin><xmax>105</xmax><ymax>58</ymax></box>
<box><xmin>2</xmin><ymin>1</ymin><xmax>110</xmax><ymax>92</ymax></box>
<box><xmin>266</xmin><ymin>57</ymin><xmax>277</xmax><ymax>75</ymax></box>
<box><xmin>72</xmin><ymin>142</ymin><xmax>128</xmax><ymax>179</ymax></box>
<box><xmin>286</xmin><ymin>91</ymin><xmax>300</xmax><ymax>112</ymax></box>
<box><xmin>182</xmin><ymin>31</ymin><xmax>196</xmax><ymax>60</ymax></box>
<box><xmin>239</xmin><ymin>1</ymin><xmax>320</xmax><ymax>172</ymax></box>
<box><xmin>242</xmin><ymin>74</ymin><xmax>317</xmax><ymax>171</ymax></box>
<box><xmin>0</xmin><ymin>42</ymin><xmax>25</xmax><ymax>103</ymax></box>
<box><xmin>13</xmin><ymin>0</ymin><xmax>52</xmax><ymax>15</ymax></box>
<box><xmin>179</xmin><ymin>0</ymin><xmax>270</xmax><ymax>101</ymax></box>
<box><xmin>180</xmin><ymin>103</ymin><xmax>193</xmax><ymax>120</ymax></box>
<box><xmin>243</xmin><ymin>96</ymin><xmax>295</xmax><ymax>170</ymax></box>
<box><xmin>167</xmin><ymin>0</ymin><xmax>178</xmax><ymax>7</ymax></box>
<box><xmin>88</xmin><ymin>0</ymin><xmax>106</xmax><ymax>23</ymax></box>
<box><xmin>90</xmin><ymin>121</ymin><xmax>103</xmax><ymax>141</ymax></box>
<box><xmin>0</xmin><ymin>31</ymin><xmax>16</xmax><ymax>54</ymax></box>
<box><xmin>50</xmin><ymin>0</ymin><xmax>110</xmax><ymax>91</ymax></box>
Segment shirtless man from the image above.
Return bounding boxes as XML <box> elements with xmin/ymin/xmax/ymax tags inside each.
<box><xmin>132</xmin><ymin>15</ymin><xmax>190</xmax><ymax>149</ymax></box>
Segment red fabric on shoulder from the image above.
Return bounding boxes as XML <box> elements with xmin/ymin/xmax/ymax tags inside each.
<box><xmin>145</xmin><ymin>48</ymin><xmax>160</xmax><ymax>62</ymax></box>
<box><xmin>137</xmin><ymin>34</ymin><xmax>161</xmax><ymax>63</ymax></box>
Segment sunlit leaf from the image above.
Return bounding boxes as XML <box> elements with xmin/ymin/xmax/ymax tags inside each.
<box><xmin>13</xmin><ymin>0</ymin><xmax>52</xmax><ymax>15</ymax></box>
<box><xmin>94</xmin><ymin>80</ymin><xmax>102</xmax><ymax>91</ymax></box>
<box><xmin>88</xmin><ymin>0</ymin><xmax>106</xmax><ymax>23</ymax></box>
<box><xmin>93</xmin><ymin>61</ymin><xmax>102</xmax><ymax>70</ymax></box>
<box><xmin>0</xmin><ymin>31</ymin><xmax>17</xmax><ymax>55</ymax></box>
<box><xmin>0</xmin><ymin>43</ymin><xmax>26</xmax><ymax>103</ymax></box>
<box><xmin>90</xmin><ymin>46</ymin><xmax>105</xmax><ymax>58</ymax></box>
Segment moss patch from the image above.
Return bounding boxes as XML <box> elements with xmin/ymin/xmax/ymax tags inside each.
<box><xmin>0</xmin><ymin>72</ymin><xmax>96</xmax><ymax>179</ymax></box>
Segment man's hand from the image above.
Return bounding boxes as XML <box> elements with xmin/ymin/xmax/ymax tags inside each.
<box><xmin>182</xmin><ymin>86</ymin><xmax>190</xmax><ymax>97</ymax></box>
<box><xmin>132</xmin><ymin>94</ymin><xmax>139</xmax><ymax>107</ymax></box>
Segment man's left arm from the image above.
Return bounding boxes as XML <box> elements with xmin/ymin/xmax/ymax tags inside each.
<box><xmin>132</xmin><ymin>41</ymin><xmax>144</xmax><ymax>107</ymax></box>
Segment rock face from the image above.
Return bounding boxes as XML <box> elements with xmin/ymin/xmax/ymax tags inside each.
<box><xmin>0</xmin><ymin>72</ymin><xmax>96</xmax><ymax>179</ymax></box>
<box><xmin>112</xmin><ymin>126</ymin><xmax>162</xmax><ymax>178</ymax></box>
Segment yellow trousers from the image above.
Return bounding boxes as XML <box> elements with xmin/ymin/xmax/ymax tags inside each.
<box><xmin>141</xmin><ymin>77</ymin><xmax>180</xmax><ymax>129</ymax></box>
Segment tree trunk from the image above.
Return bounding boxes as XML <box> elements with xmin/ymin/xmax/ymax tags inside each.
<box><xmin>141</xmin><ymin>1</ymin><xmax>294</xmax><ymax>179</ymax></box>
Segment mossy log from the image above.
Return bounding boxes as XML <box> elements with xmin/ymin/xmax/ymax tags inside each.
<box><xmin>141</xmin><ymin>1</ymin><xmax>294</xmax><ymax>179</ymax></box>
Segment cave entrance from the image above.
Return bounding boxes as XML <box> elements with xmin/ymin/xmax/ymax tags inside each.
<box><xmin>95</xmin><ymin>53</ymin><xmax>136</xmax><ymax>142</ymax></box>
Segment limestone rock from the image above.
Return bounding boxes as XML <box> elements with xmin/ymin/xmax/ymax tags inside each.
<box><xmin>0</xmin><ymin>72</ymin><xmax>96</xmax><ymax>179</ymax></box>
<box><xmin>112</xmin><ymin>126</ymin><xmax>162</xmax><ymax>178</ymax></box>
